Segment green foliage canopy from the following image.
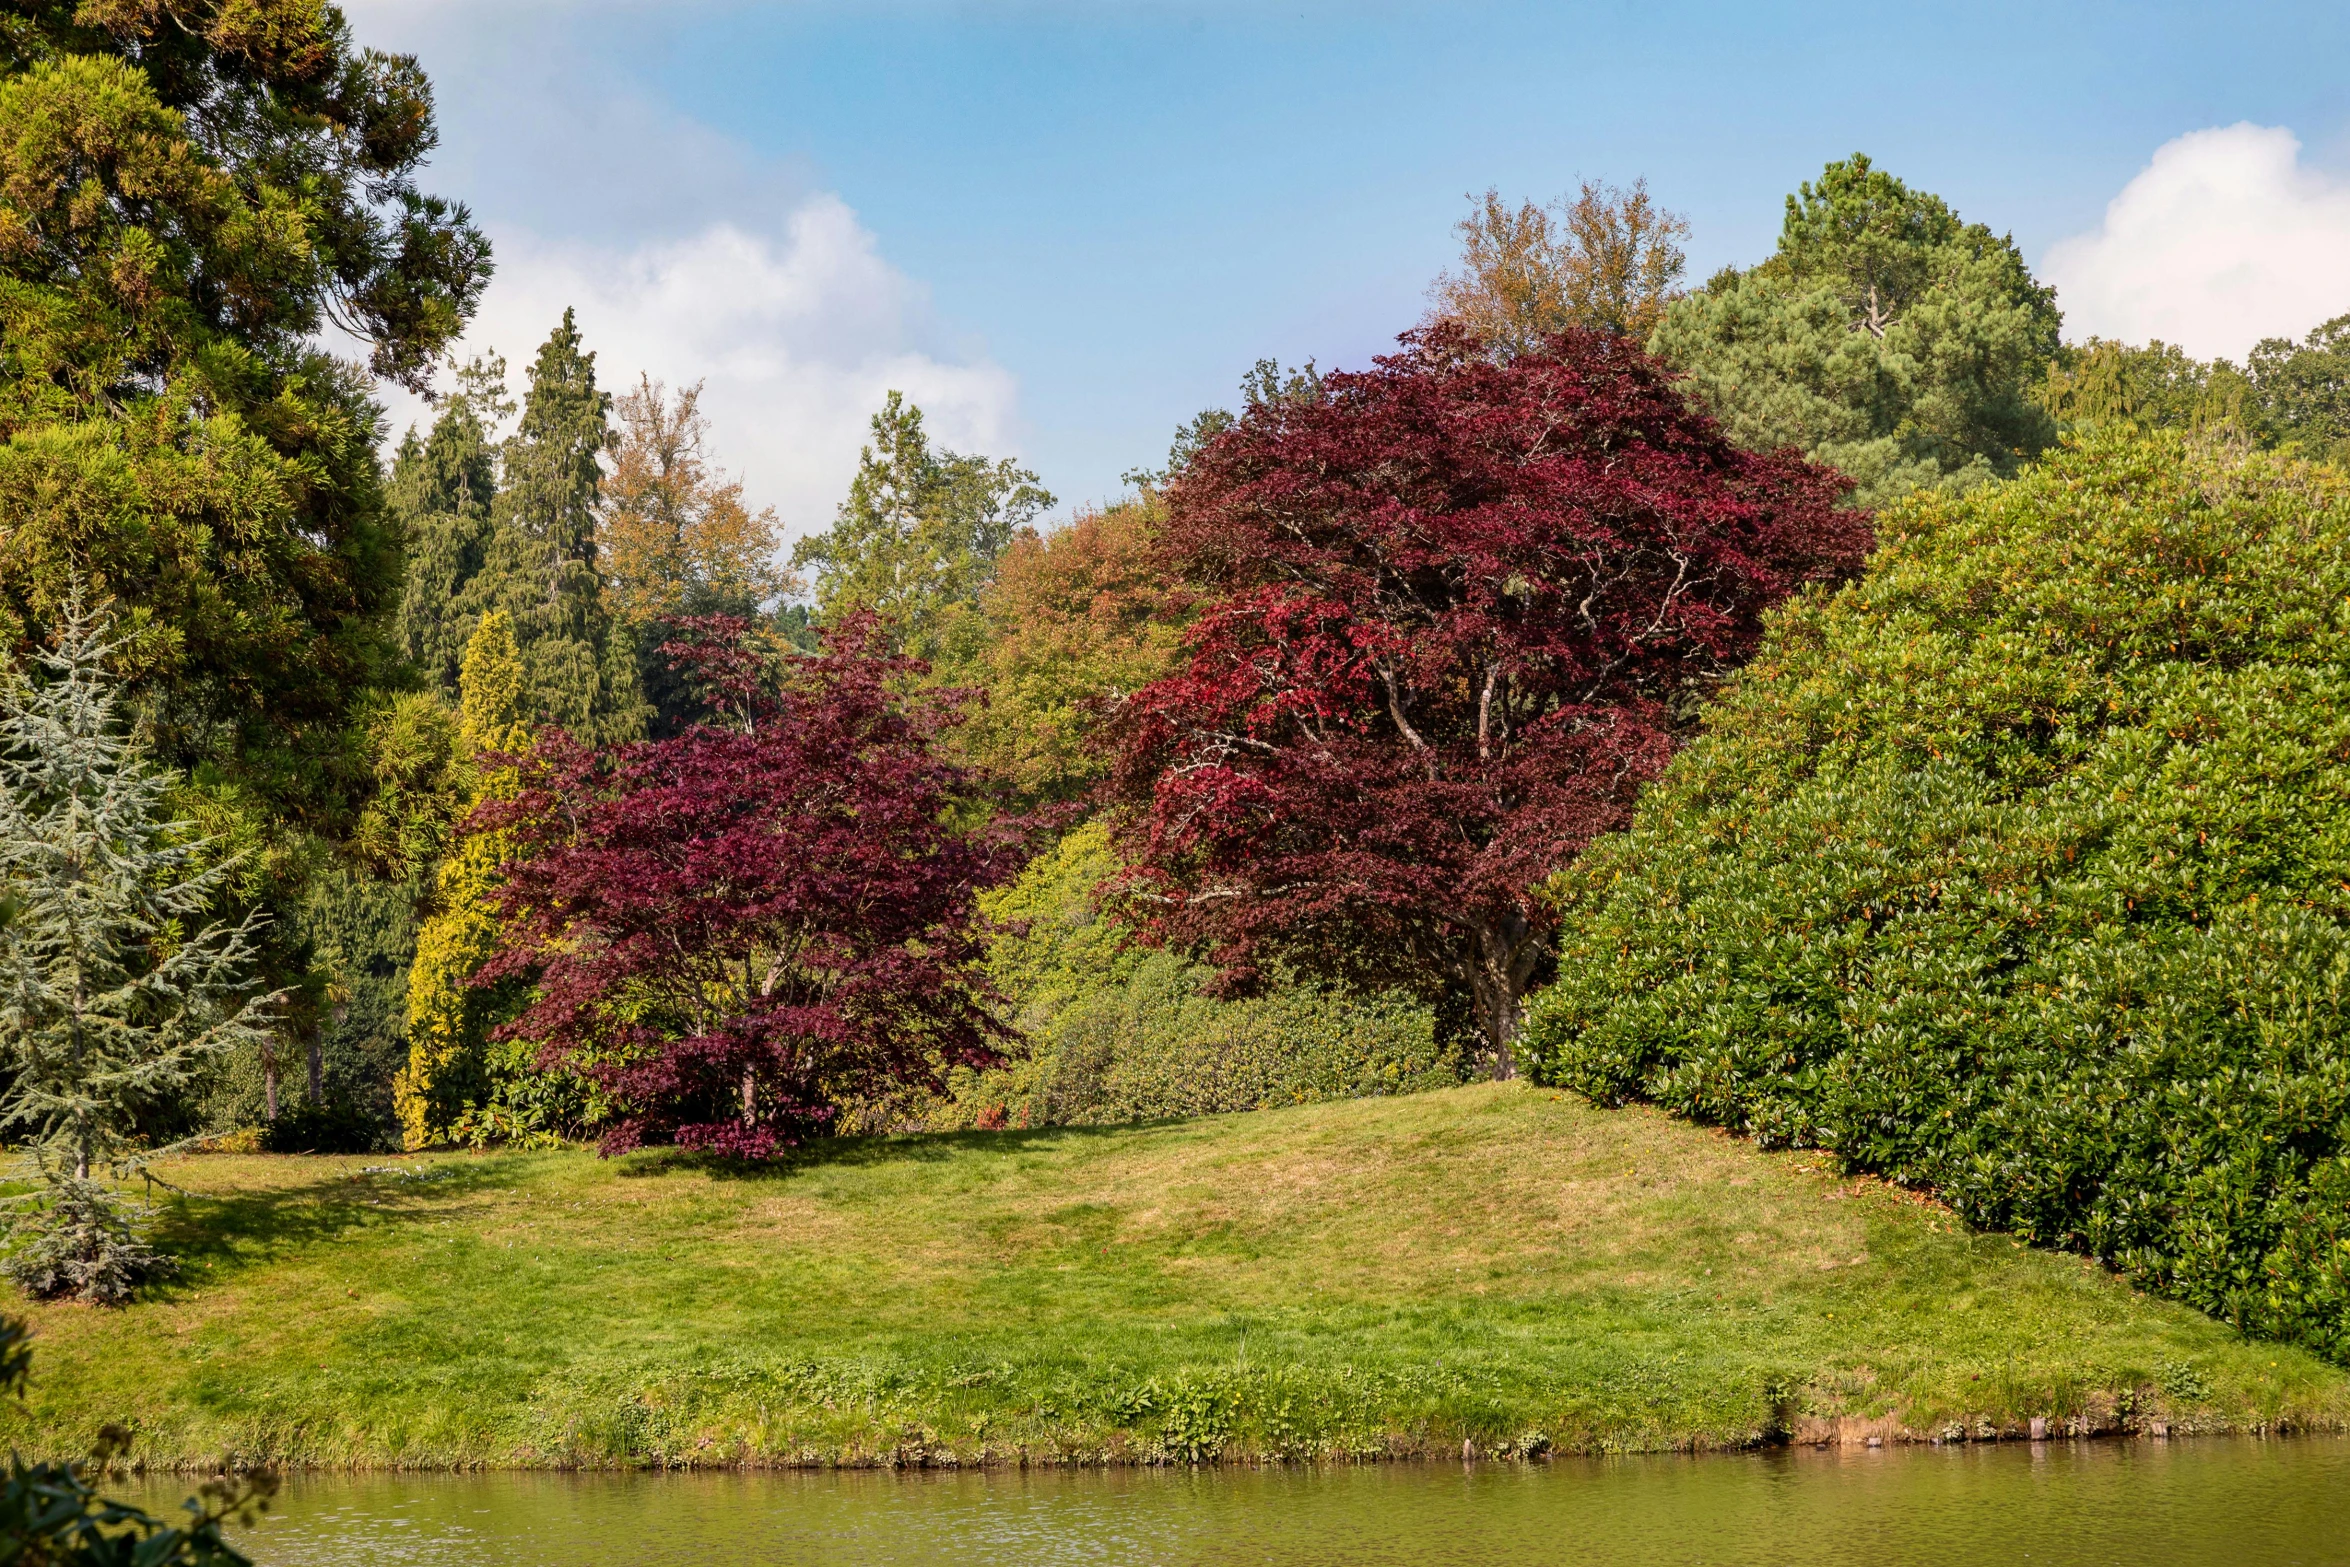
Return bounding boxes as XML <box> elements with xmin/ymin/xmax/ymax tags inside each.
<box><xmin>943</xmin><ymin>824</ymin><xmax>1461</xmax><ymax>1128</ymax></box>
<box><xmin>792</xmin><ymin>391</ymin><xmax>1053</xmax><ymax>659</ymax></box>
<box><xmin>940</xmin><ymin>497</ymin><xmax>1190</xmax><ymax>809</ymax></box>
<box><xmin>389</xmin><ymin>316</ymin><xmax>644</xmax><ymax>743</ymax></box>
<box><xmin>1652</xmin><ymin>154</ymin><xmax>2060</xmax><ymax>507</ymax></box>
<box><xmin>0</xmin><ymin>1</ymin><xmax>487</xmax><ymax>1034</ymax></box>
<box><xmin>1519</xmin><ymin>431</ymin><xmax>2350</xmax><ymax>1364</ymax></box>
<box><xmin>2247</xmin><ymin>313</ymin><xmax>2350</xmax><ymax>464</ymax></box>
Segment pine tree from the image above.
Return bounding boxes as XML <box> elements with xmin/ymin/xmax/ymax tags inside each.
<box><xmin>0</xmin><ymin>605</ymin><xmax>276</xmax><ymax>1303</ymax></box>
<box><xmin>1650</xmin><ymin>154</ymin><xmax>2060</xmax><ymax>508</ymax></box>
<box><xmin>464</xmin><ymin>312</ymin><xmax>647</xmax><ymax>742</ymax></box>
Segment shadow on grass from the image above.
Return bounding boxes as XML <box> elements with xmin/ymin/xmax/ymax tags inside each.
<box><xmin>613</xmin><ymin>1119</ymin><xmax>1182</xmax><ymax>1183</ymax></box>
<box><xmin>143</xmin><ymin>1158</ymin><xmax>523</xmax><ymax>1291</ymax></box>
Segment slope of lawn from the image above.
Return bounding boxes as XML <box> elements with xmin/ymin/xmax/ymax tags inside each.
<box><xmin>15</xmin><ymin>1083</ymin><xmax>2349</xmax><ymax>1469</ymax></box>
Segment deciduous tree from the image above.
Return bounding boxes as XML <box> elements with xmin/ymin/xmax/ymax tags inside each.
<box><xmin>1427</xmin><ymin>179</ymin><xmax>1689</xmax><ymax>351</ymax></box>
<box><xmin>474</xmin><ymin>617</ymin><xmax>1027</xmax><ymax>1157</ymax></box>
<box><xmin>2247</xmin><ymin>312</ymin><xmax>2350</xmax><ymax>463</ymax></box>
<box><xmin>1104</xmin><ymin>327</ymin><xmax>1865</xmax><ymax>1074</ymax></box>
<box><xmin>601</xmin><ymin>376</ymin><xmax>794</xmax><ymax>624</ymax></box>
<box><xmin>948</xmin><ymin>497</ymin><xmax>1192</xmax><ymax>807</ymax></box>
<box><xmin>792</xmin><ymin>393</ymin><xmax>1053</xmax><ymax>659</ymax></box>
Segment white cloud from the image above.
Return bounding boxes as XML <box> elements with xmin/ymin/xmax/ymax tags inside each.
<box><xmin>378</xmin><ymin>199</ymin><xmax>1021</xmax><ymax>541</ymax></box>
<box><xmin>2043</xmin><ymin>124</ymin><xmax>2350</xmax><ymax>360</ymax></box>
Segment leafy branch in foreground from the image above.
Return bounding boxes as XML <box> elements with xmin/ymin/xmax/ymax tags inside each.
<box><xmin>0</xmin><ymin>603</ymin><xmax>276</xmax><ymax>1303</ymax></box>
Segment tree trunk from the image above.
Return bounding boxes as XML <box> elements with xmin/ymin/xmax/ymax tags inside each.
<box><xmin>307</xmin><ymin>1029</ymin><xmax>324</xmax><ymax>1104</ymax></box>
<box><xmin>262</xmin><ymin>1037</ymin><xmax>279</xmax><ymax>1123</ymax></box>
<box><xmin>741</xmin><ymin>1064</ymin><xmax>757</xmax><ymax>1128</ymax></box>
<box><xmin>1468</xmin><ymin>911</ymin><xmax>1545</xmax><ymax>1081</ymax></box>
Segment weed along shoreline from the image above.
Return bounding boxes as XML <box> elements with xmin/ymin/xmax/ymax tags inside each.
<box><xmin>28</xmin><ymin>1086</ymin><xmax>2350</xmax><ymax>1473</ymax></box>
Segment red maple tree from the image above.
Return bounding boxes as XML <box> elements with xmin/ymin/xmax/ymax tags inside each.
<box><xmin>472</xmin><ymin>616</ymin><xmax>1026</xmax><ymax>1157</ymax></box>
<box><xmin>1103</xmin><ymin>327</ymin><xmax>1869</xmax><ymax>1074</ymax></box>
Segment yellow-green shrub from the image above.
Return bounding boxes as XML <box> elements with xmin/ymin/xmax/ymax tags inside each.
<box><xmin>943</xmin><ymin>824</ymin><xmax>1461</xmax><ymax>1127</ymax></box>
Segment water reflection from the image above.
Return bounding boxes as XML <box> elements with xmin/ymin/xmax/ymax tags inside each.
<box><xmin>129</xmin><ymin>1437</ymin><xmax>2350</xmax><ymax>1566</ymax></box>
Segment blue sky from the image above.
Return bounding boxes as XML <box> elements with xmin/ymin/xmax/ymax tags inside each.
<box><xmin>349</xmin><ymin>0</ymin><xmax>2350</xmax><ymax>535</ymax></box>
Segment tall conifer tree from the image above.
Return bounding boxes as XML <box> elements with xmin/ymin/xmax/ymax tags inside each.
<box><xmin>394</xmin><ymin>613</ymin><xmax>527</xmax><ymax>1149</ymax></box>
<box><xmin>393</xmin><ymin>356</ymin><xmax>511</xmax><ymax>696</ymax></box>
<box><xmin>464</xmin><ymin>312</ymin><xmax>645</xmax><ymax>741</ymax></box>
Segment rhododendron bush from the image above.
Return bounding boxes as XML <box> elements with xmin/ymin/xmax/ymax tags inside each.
<box><xmin>1105</xmin><ymin>327</ymin><xmax>1868</xmax><ymax>1073</ymax></box>
<box><xmin>473</xmin><ymin>619</ymin><xmax>1026</xmax><ymax>1157</ymax></box>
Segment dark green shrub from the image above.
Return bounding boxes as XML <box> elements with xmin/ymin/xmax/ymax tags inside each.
<box><xmin>942</xmin><ymin>824</ymin><xmax>1463</xmax><ymax>1127</ymax></box>
<box><xmin>258</xmin><ymin>1096</ymin><xmax>387</xmax><ymax>1155</ymax></box>
<box><xmin>1520</xmin><ymin>430</ymin><xmax>2350</xmax><ymax>1363</ymax></box>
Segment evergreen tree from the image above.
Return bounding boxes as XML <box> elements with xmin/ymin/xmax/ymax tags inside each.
<box><xmin>0</xmin><ymin>3</ymin><xmax>489</xmax><ymax>1011</ymax></box>
<box><xmin>392</xmin><ymin>611</ymin><xmax>583</xmax><ymax>1149</ymax></box>
<box><xmin>0</xmin><ymin>607</ymin><xmax>275</xmax><ymax>1303</ymax></box>
<box><xmin>392</xmin><ymin>356</ymin><xmax>511</xmax><ymax>696</ymax></box>
<box><xmin>791</xmin><ymin>392</ymin><xmax>1053</xmax><ymax>660</ymax></box>
<box><xmin>463</xmin><ymin>312</ymin><xmax>646</xmax><ymax>742</ymax></box>
<box><xmin>1650</xmin><ymin>154</ymin><xmax>2061</xmax><ymax>508</ymax></box>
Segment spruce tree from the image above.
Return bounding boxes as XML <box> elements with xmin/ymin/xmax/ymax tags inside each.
<box><xmin>0</xmin><ymin>606</ymin><xmax>276</xmax><ymax>1303</ymax></box>
<box><xmin>465</xmin><ymin>312</ymin><xmax>646</xmax><ymax>742</ymax></box>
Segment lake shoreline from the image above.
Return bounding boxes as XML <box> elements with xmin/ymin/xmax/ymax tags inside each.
<box><xmin>39</xmin><ymin>1086</ymin><xmax>2350</xmax><ymax>1474</ymax></box>
<box><xmin>98</xmin><ymin>1416</ymin><xmax>2350</xmax><ymax>1477</ymax></box>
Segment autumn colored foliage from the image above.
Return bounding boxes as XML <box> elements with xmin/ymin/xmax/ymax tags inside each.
<box><xmin>1105</xmin><ymin>326</ymin><xmax>1869</xmax><ymax>1072</ymax></box>
<box><xmin>472</xmin><ymin>618</ymin><xmax>1026</xmax><ymax>1156</ymax></box>
<box><xmin>948</xmin><ymin>497</ymin><xmax>1194</xmax><ymax>807</ymax></box>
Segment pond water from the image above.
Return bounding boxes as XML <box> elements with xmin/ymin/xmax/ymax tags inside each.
<box><xmin>130</xmin><ymin>1438</ymin><xmax>2350</xmax><ymax>1566</ymax></box>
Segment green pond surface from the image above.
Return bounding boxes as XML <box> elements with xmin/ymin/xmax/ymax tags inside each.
<box><xmin>130</xmin><ymin>1439</ymin><xmax>2350</xmax><ymax>1566</ymax></box>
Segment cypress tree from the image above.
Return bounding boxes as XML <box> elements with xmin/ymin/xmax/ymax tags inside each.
<box><xmin>393</xmin><ymin>613</ymin><xmax>528</xmax><ymax>1149</ymax></box>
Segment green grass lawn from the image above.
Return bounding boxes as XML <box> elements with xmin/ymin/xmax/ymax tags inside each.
<box><xmin>13</xmin><ymin>1082</ymin><xmax>2347</xmax><ymax>1468</ymax></box>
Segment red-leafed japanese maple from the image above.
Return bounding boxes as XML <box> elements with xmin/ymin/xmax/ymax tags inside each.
<box><xmin>1104</xmin><ymin>326</ymin><xmax>1870</xmax><ymax>1075</ymax></box>
<box><xmin>471</xmin><ymin>616</ymin><xmax>1025</xmax><ymax>1157</ymax></box>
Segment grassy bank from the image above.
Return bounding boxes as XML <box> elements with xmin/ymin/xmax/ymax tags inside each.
<box><xmin>15</xmin><ymin>1083</ymin><xmax>2348</xmax><ymax>1468</ymax></box>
